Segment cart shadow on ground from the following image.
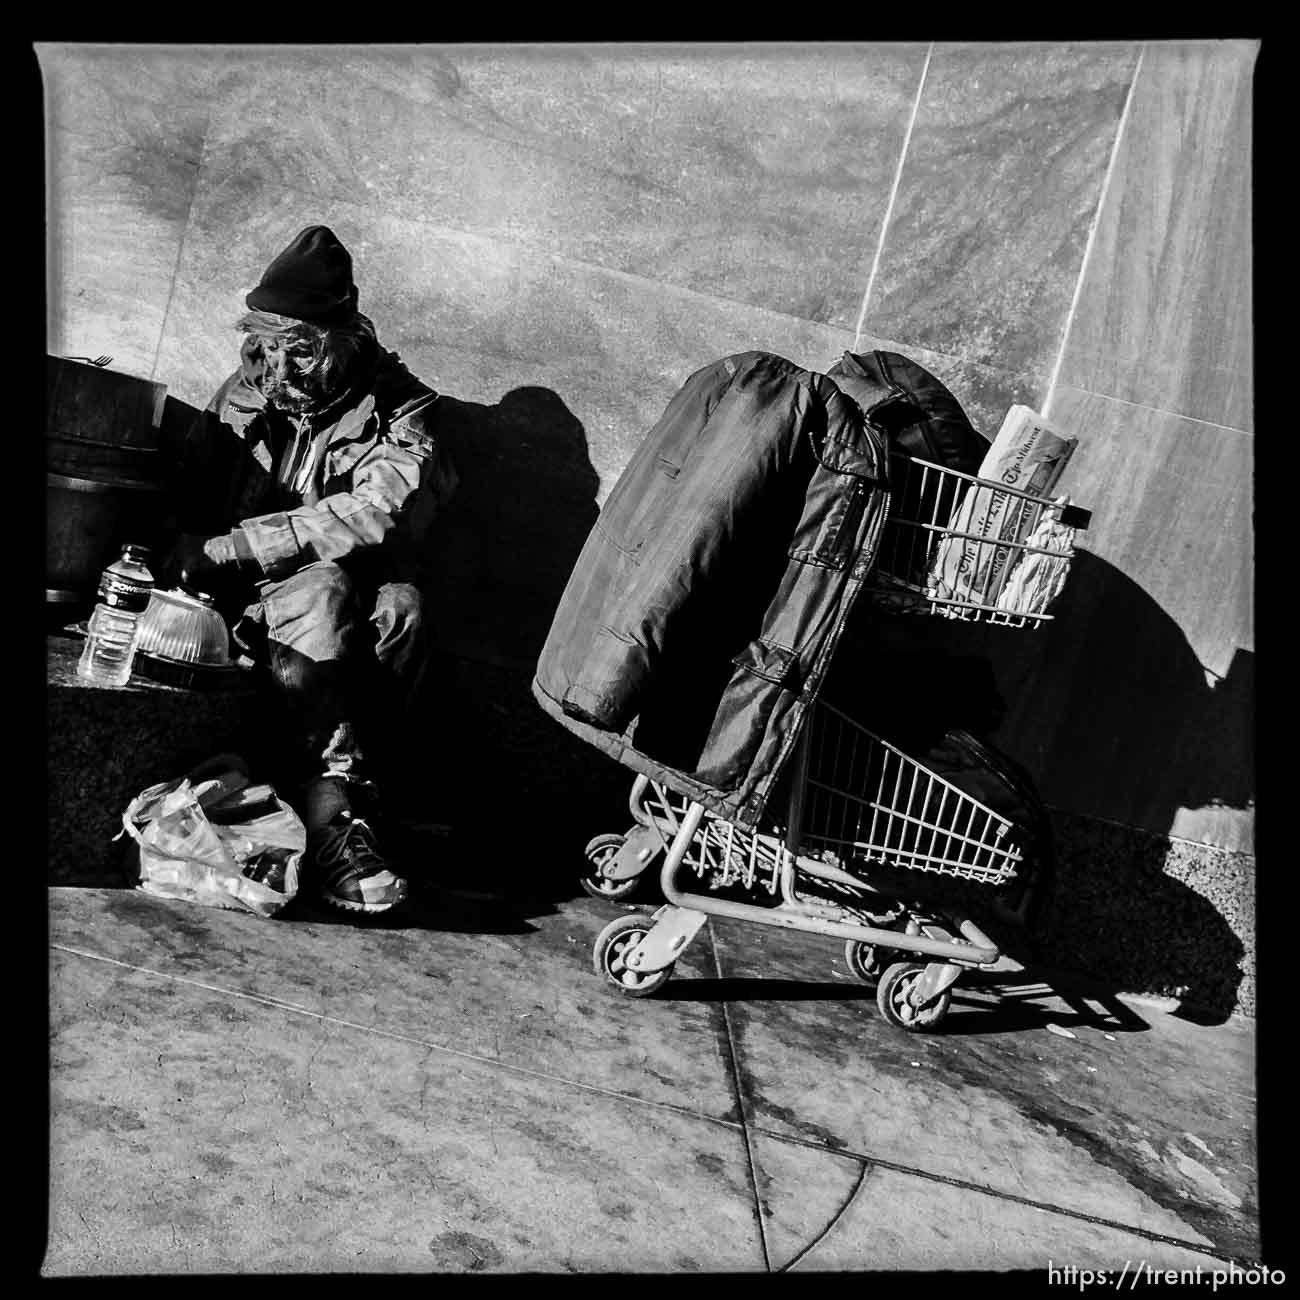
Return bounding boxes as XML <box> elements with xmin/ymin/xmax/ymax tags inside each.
<box><xmin>646</xmin><ymin>969</ymin><xmax>1151</xmax><ymax>1037</ymax></box>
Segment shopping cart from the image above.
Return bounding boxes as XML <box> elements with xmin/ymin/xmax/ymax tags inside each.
<box><xmin>587</xmin><ymin>697</ymin><xmax>1037</xmax><ymax>1031</ymax></box>
<box><xmin>582</xmin><ymin>447</ymin><xmax>1090</xmax><ymax>1032</ymax></box>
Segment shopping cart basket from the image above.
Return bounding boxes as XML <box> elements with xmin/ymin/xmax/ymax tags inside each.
<box><xmin>864</xmin><ymin>452</ymin><xmax>1092</xmax><ymax>628</ymax></box>
<box><xmin>586</xmin><ymin>698</ymin><xmax>1037</xmax><ymax>1032</ymax></box>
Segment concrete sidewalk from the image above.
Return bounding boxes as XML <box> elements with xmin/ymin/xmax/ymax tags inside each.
<box><xmin>43</xmin><ymin>858</ymin><xmax>1260</xmax><ymax>1276</ymax></box>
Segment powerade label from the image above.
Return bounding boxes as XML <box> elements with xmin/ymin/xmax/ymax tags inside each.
<box><xmin>98</xmin><ymin>575</ymin><xmax>152</xmax><ymax>614</ymax></box>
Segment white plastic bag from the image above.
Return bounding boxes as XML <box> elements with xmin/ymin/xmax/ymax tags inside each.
<box><xmin>994</xmin><ymin>504</ymin><xmax>1078</xmax><ymax>618</ymax></box>
<box><xmin>119</xmin><ymin>754</ymin><xmax>304</xmax><ymax>918</ymax></box>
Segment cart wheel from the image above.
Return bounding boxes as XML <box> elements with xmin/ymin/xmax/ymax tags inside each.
<box><xmin>592</xmin><ymin>913</ymin><xmax>675</xmax><ymax>997</ymax></box>
<box><xmin>876</xmin><ymin>962</ymin><xmax>952</xmax><ymax>1032</ymax></box>
<box><xmin>579</xmin><ymin>833</ymin><xmax>642</xmax><ymax>902</ymax></box>
<box><xmin>843</xmin><ymin>939</ymin><xmax>896</xmax><ymax>985</ymax></box>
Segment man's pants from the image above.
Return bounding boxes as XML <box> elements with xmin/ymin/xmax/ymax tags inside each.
<box><xmin>232</xmin><ymin>561</ymin><xmax>428</xmax><ymax>797</ymax></box>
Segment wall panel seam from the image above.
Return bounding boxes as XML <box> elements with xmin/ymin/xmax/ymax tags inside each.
<box><xmin>852</xmin><ymin>43</ymin><xmax>931</xmax><ymax>354</ymax></box>
<box><xmin>151</xmin><ymin>114</ymin><xmax>216</xmax><ymax>384</ymax></box>
<box><xmin>1042</xmin><ymin>42</ymin><xmax>1146</xmax><ymax>421</ymax></box>
<box><xmin>1053</xmin><ymin>385</ymin><xmax>1254</xmax><ymax>438</ymax></box>
<box><xmin>1046</xmin><ymin>803</ymin><xmax>1255</xmax><ymax>859</ymax></box>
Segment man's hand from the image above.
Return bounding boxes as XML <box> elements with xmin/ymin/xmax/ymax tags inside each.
<box><xmin>157</xmin><ymin>532</ymin><xmax>241</xmax><ymax>592</ymax></box>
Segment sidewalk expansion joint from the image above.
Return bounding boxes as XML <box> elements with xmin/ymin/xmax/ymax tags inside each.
<box><xmin>52</xmin><ymin>940</ymin><xmax>1245</xmax><ymax>1268</ymax></box>
<box><xmin>705</xmin><ymin>921</ymin><xmax>773</xmax><ymax>1273</ymax></box>
<box><xmin>752</xmin><ymin>1123</ymin><xmax>1251</xmax><ymax>1269</ymax></box>
<box><xmin>49</xmin><ymin>940</ymin><xmax>744</xmax><ymax>1133</ymax></box>
<box><xmin>774</xmin><ymin>1162</ymin><xmax>869</xmax><ymax>1274</ymax></box>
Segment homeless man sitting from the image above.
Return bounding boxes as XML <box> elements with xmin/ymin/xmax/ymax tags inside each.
<box><xmin>158</xmin><ymin>224</ymin><xmax>457</xmax><ymax>916</ymax></box>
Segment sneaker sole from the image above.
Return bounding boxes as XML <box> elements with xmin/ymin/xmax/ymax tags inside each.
<box><xmin>319</xmin><ymin>889</ymin><xmax>409</xmax><ymax>915</ymax></box>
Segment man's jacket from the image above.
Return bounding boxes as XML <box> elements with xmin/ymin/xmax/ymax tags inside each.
<box><xmin>170</xmin><ymin>342</ymin><xmax>457</xmax><ymax>585</ymax></box>
<box><xmin>532</xmin><ymin>351</ymin><xmax>891</xmax><ymax>829</ymax></box>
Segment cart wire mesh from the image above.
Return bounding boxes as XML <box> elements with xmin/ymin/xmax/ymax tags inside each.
<box><xmin>640</xmin><ymin>700</ymin><xmax>1024</xmax><ymax>895</ymax></box>
<box><xmin>642</xmin><ymin>781</ymin><xmax>791</xmax><ymax>896</ymax></box>
<box><xmin>866</xmin><ymin>453</ymin><xmax>1089</xmax><ymax>628</ymax></box>
<box><xmin>799</xmin><ymin>701</ymin><xmax>1023</xmax><ymax>886</ymax></box>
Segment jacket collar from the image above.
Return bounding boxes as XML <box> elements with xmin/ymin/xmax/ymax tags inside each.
<box><xmin>827</xmin><ymin>350</ymin><xmax>904</xmax><ymax>419</ymax></box>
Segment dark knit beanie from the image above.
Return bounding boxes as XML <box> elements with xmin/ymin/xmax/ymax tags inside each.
<box><xmin>245</xmin><ymin>225</ymin><xmax>359</xmax><ymax>325</ymax></box>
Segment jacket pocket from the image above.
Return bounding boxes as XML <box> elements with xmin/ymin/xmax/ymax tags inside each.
<box><xmin>389</xmin><ymin>414</ymin><xmax>436</xmax><ymax>458</ymax></box>
<box><xmin>324</xmin><ymin>437</ymin><xmax>373</xmax><ymax>486</ymax></box>
<box><xmin>689</xmin><ymin>647</ymin><xmax>790</xmax><ymax>790</ymax></box>
<box><xmin>788</xmin><ymin>418</ymin><xmax>885</xmax><ymax>570</ymax></box>
<box><xmin>322</xmin><ymin>397</ymin><xmax>379</xmax><ymax>486</ymax></box>
<box><xmin>731</xmin><ymin>638</ymin><xmax>801</xmax><ymax>689</ymax></box>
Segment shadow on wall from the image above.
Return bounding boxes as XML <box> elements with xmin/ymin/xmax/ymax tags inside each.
<box><xmin>391</xmin><ymin>386</ymin><xmax>634</xmax><ymax>877</ymax></box>
<box><xmin>1005</xmin><ymin>549</ymin><xmax>1255</xmax><ymax>832</ymax></box>
<box><xmin>421</xmin><ymin>386</ymin><xmax>601</xmax><ymax>673</ymax></box>
<box><xmin>831</xmin><ymin>548</ymin><xmax>1253</xmax><ymax>1022</ymax></box>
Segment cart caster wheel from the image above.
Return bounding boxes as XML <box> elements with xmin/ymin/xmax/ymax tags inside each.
<box><xmin>593</xmin><ymin>913</ymin><xmax>675</xmax><ymax>997</ymax></box>
<box><xmin>580</xmin><ymin>833</ymin><xmax>641</xmax><ymax>902</ymax></box>
<box><xmin>843</xmin><ymin>939</ymin><xmax>897</xmax><ymax>985</ymax></box>
<box><xmin>876</xmin><ymin>962</ymin><xmax>952</xmax><ymax>1032</ymax></box>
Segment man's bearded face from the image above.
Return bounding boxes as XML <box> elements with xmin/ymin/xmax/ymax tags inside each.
<box><xmin>245</xmin><ymin>332</ymin><xmax>335</xmax><ymax>414</ymax></box>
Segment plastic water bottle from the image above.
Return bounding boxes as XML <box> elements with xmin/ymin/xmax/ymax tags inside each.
<box><xmin>76</xmin><ymin>543</ymin><xmax>156</xmax><ymax>687</ymax></box>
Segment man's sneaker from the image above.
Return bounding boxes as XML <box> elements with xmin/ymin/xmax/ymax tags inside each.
<box><xmin>310</xmin><ymin>809</ymin><xmax>409</xmax><ymax>914</ymax></box>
